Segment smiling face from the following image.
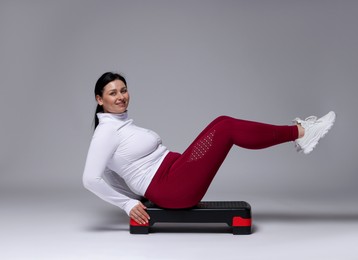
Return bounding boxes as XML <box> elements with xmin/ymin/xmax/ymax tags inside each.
<box><xmin>96</xmin><ymin>79</ymin><xmax>130</xmax><ymax>114</ymax></box>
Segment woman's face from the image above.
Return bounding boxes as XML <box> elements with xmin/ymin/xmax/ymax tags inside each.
<box><xmin>96</xmin><ymin>79</ymin><xmax>130</xmax><ymax>114</ymax></box>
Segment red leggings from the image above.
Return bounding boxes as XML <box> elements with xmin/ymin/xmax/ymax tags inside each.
<box><xmin>144</xmin><ymin>116</ymin><xmax>298</xmax><ymax>208</ymax></box>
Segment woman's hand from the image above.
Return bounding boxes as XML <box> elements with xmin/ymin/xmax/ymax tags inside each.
<box><xmin>130</xmin><ymin>202</ymin><xmax>150</xmax><ymax>224</ymax></box>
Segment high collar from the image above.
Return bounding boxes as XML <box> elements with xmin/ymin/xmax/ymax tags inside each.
<box><xmin>97</xmin><ymin>111</ymin><xmax>129</xmax><ymax>122</ymax></box>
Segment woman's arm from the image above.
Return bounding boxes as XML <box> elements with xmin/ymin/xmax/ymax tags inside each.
<box><xmin>102</xmin><ymin>168</ymin><xmax>150</xmax><ymax>224</ymax></box>
<box><xmin>102</xmin><ymin>168</ymin><xmax>143</xmax><ymax>200</ymax></box>
<box><xmin>82</xmin><ymin>126</ymin><xmax>139</xmax><ymax>216</ymax></box>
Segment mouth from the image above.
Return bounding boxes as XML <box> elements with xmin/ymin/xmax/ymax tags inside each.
<box><xmin>115</xmin><ymin>101</ymin><xmax>127</xmax><ymax>106</ymax></box>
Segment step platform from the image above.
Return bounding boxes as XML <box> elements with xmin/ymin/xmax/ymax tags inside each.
<box><xmin>130</xmin><ymin>201</ymin><xmax>252</xmax><ymax>235</ymax></box>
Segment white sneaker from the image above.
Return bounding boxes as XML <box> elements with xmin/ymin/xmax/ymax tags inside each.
<box><xmin>293</xmin><ymin>111</ymin><xmax>336</xmax><ymax>154</ymax></box>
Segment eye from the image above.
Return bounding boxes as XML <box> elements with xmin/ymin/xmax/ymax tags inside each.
<box><xmin>109</xmin><ymin>92</ymin><xmax>116</xmax><ymax>96</ymax></box>
<box><xmin>121</xmin><ymin>88</ymin><xmax>127</xmax><ymax>94</ymax></box>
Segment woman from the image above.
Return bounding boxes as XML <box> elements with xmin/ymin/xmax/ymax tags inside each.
<box><xmin>83</xmin><ymin>72</ymin><xmax>336</xmax><ymax>225</ymax></box>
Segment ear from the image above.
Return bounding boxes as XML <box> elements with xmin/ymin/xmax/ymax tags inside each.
<box><xmin>95</xmin><ymin>95</ymin><xmax>103</xmax><ymax>106</ymax></box>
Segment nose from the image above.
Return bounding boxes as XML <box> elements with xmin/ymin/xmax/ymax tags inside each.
<box><xmin>116</xmin><ymin>92</ymin><xmax>124</xmax><ymax>99</ymax></box>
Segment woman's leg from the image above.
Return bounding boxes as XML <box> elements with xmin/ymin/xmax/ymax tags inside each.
<box><xmin>145</xmin><ymin>116</ymin><xmax>298</xmax><ymax>208</ymax></box>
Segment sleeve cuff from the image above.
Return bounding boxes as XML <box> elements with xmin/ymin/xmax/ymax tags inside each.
<box><xmin>123</xmin><ymin>199</ymin><xmax>140</xmax><ymax>216</ymax></box>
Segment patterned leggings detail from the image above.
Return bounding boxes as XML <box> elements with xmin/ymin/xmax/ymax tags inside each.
<box><xmin>144</xmin><ymin>116</ymin><xmax>298</xmax><ymax>208</ymax></box>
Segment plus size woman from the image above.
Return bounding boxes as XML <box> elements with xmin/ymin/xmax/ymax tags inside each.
<box><xmin>83</xmin><ymin>72</ymin><xmax>336</xmax><ymax>225</ymax></box>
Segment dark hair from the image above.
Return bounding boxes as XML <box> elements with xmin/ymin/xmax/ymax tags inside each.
<box><xmin>94</xmin><ymin>72</ymin><xmax>127</xmax><ymax>129</ymax></box>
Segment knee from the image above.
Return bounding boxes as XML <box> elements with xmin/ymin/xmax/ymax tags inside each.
<box><xmin>215</xmin><ymin>115</ymin><xmax>235</xmax><ymax>125</ymax></box>
<box><xmin>212</xmin><ymin>116</ymin><xmax>237</xmax><ymax>130</ymax></box>
<box><xmin>215</xmin><ymin>115</ymin><xmax>232</xmax><ymax>122</ymax></box>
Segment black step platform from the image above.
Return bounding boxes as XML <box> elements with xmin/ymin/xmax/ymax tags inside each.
<box><xmin>130</xmin><ymin>201</ymin><xmax>252</xmax><ymax>235</ymax></box>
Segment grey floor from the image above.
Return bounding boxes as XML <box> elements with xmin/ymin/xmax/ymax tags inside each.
<box><xmin>1</xmin><ymin>190</ymin><xmax>358</xmax><ymax>260</ymax></box>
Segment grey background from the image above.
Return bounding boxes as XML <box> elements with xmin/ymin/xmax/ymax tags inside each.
<box><xmin>1</xmin><ymin>1</ymin><xmax>357</xmax><ymax>259</ymax></box>
<box><xmin>1</xmin><ymin>0</ymin><xmax>357</xmax><ymax>200</ymax></box>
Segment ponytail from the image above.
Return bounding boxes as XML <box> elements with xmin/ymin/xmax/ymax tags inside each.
<box><xmin>94</xmin><ymin>104</ymin><xmax>104</xmax><ymax>129</ymax></box>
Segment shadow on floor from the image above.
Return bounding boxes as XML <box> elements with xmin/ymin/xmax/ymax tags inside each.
<box><xmin>84</xmin><ymin>208</ymin><xmax>358</xmax><ymax>234</ymax></box>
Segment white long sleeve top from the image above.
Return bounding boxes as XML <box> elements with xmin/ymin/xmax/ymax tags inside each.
<box><xmin>82</xmin><ymin>112</ymin><xmax>169</xmax><ymax>215</ymax></box>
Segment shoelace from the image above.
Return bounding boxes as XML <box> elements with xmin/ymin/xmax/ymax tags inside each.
<box><xmin>304</xmin><ymin>116</ymin><xmax>317</xmax><ymax>122</ymax></box>
<box><xmin>293</xmin><ymin>115</ymin><xmax>317</xmax><ymax>125</ymax></box>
